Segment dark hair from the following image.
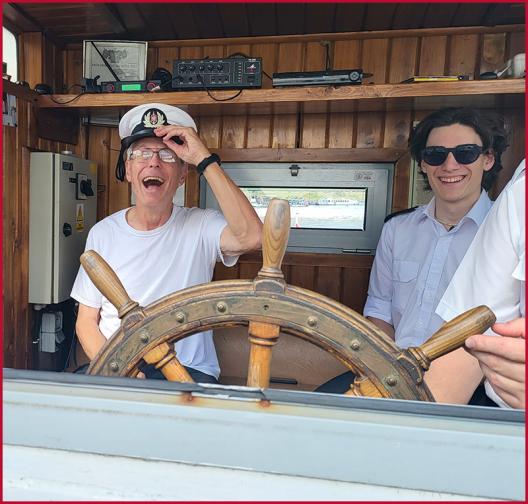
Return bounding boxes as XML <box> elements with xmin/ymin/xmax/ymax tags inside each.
<box><xmin>409</xmin><ymin>107</ymin><xmax>510</xmax><ymax>191</ymax></box>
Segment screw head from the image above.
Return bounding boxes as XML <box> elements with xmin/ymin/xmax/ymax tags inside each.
<box><xmin>307</xmin><ymin>316</ymin><xmax>318</xmax><ymax>327</ymax></box>
<box><xmin>350</xmin><ymin>339</ymin><xmax>361</xmax><ymax>351</ymax></box>
<box><xmin>385</xmin><ymin>375</ymin><xmax>398</xmax><ymax>387</ymax></box>
<box><xmin>109</xmin><ymin>361</ymin><xmax>119</xmax><ymax>372</ymax></box>
<box><xmin>216</xmin><ymin>302</ymin><xmax>227</xmax><ymax>313</ymax></box>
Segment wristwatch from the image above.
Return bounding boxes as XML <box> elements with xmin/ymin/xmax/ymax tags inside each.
<box><xmin>196</xmin><ymin>153</ymin><xmax>221</xmax><ymax>175</ymax></box>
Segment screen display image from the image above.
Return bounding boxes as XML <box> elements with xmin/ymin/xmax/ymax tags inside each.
<box><xmin>241</xmin><ymin>187</ymin><xmax>367</xmax><ymax>230</ymax></box>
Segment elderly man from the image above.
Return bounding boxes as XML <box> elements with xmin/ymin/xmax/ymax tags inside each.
<box><xmin>71</xmin><ymin>103</ymin><xmax>262</xmax><ymax>382</ymax></box>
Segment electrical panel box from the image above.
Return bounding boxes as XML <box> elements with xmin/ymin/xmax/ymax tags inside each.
<box><xmin>39</xmin><ymin>311</ymin><xmax>65</xmax><ymax>353</ymax></box>
<box><xmin>29</xmin><ymin>153</ymin><xmax>98</xmax><ymax>304</ymax></box>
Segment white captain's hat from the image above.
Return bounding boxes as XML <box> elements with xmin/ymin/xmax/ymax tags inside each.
<box><xmin>115</xmin><ymin>103</ymin><xmax>197</xmax><ymax>181</ymax></box>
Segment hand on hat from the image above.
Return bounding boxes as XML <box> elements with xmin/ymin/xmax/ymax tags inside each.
<box><xmin>154</xmin><ymin>125</ymin><xmax>211</xmax><ymax>168</ymax></box>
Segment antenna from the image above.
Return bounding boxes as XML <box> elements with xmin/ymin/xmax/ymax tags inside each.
<box><xmin>90</xmin><ymin>42</ymin><xmax>120</xmax><ymax>82</ymax></box>
<box><xmin>320</xmin><ymin>40</ymin><xmax>331</xmax><ymax>72</ymax></box>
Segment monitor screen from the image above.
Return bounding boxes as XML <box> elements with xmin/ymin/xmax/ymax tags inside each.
<box><xmin>201</xmin><ymin>163</ymin><xmax>393</xmax><ymax>254</ymax></box>
<box><xmin>240</xmin><ymin>187</ymin><xmax>367</xmax><ymax>230</ymax></box>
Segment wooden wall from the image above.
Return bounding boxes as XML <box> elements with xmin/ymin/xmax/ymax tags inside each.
<box><xmin>4</xmin><ymin>25</ymin><xmax>525</xmax><ymax>369</ymax></box>
<box><xmin>214</xmin><ymin>253</ymin><xmax>373</xmax><ymax>314</ymax></box>
<box><xmin>3</xmin><ymin>33</ymin><xmax>87</xmax><ymax>368</ymax></box>
<box><xmin>74</xmin><ymin>25</ymin><xmax>524</xmax><ymax>306</ymax></box>
<box><xmin>58</xmin><ymin>26</ymin><xmax>525</xmax><ymax>218</ymax></box>
<box><xmin>2</xmin><ymin>93</ymin><xmax>78</xmax><ymax>369</ymax></box>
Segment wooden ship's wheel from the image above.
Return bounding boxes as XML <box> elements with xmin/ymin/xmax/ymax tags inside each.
<box><xmin>85</xmin><ymin>199</ymin><xmax>495</xmax><ymax>401</ymax></box>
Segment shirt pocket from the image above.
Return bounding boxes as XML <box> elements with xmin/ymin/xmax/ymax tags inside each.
<box><xmin>392</xmin><ymin>260</ymin><xmax>420</xmax><ymax>311</ymax></box>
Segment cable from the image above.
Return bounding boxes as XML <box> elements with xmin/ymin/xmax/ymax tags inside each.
<box><xmin>148</xmin><ymin>74</ymin><xmax>181</xmax><ymax>92</ymax></box>
<box><xmin>206</xmin><ymin>88</ymin><xmax>243</xmax><ymax>101</ymax></box>
<box><xmin>62</xmin><ymin>330</ymin><xmax>75</xmax><ymax>371</ymax></box>
<box><xmin>196</xmin><ymin>75</ymin><xmax>243</xmax><ymax>101</ymax></box>
<box><xmin>62</xmin><ymin>301</ymin><xmax>79</xmax><ymax>372</ymax></box>
<box><xmin>314</xmin><ymin>40</ymin><xmax>332</xmax><ymax>72</ymax></box>
<box><xmin>66</xmin><ymin>83</ymin><xmax>83</xmax><ymax>93</ymax></box>
<box><xmin>48</xmin><ymin>91</ymin><xmax>85</xmax><ymax>104</ymax></box>
<box><xmin>31</xmin><ymin>306</ymin><xmax>44</xmax><ymax>368</ymax></box>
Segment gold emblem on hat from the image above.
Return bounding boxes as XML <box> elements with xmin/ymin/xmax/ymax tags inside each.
<box><xmin>142</xmin><ymin>109</ymin><xmax>167</xmax><ymax>128</ymax></box>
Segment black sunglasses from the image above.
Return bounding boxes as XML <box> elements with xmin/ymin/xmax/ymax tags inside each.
<box><xmin>421</xmin><ymin>144</ymin><xmax>485</xmax><ymax>166</ymax></box>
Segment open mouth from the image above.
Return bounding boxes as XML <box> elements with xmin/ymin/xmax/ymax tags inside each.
<box><xmin>439</xmin><ymin>175</ymin><xmax>466</xmax><ymax>184</ymax></box>
<box><xmin>142</xmin><ymin>176</ymin><xmax>164</xmax><ymax>188</ymax></box>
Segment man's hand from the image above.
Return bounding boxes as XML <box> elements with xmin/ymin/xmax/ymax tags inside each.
<box><xmin>465</xmin><ymin>318</ymin><xmax>525</xmax><ymax>409</ymax></box>
<box><xmin>154</xmin><ymin>125</ymin><xmax>211</xmax><ymax>167</ymax></box>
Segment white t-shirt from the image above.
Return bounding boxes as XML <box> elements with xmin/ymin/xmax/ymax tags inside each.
<box><xmin>71</xmin><ymin>205</ymin><xmax>238</xmax><ymax>378</ymax></box>
<box><xmin>436</xmin><ymin>160</ymin><xmax>525</xmax><ymax>407</ymax></box>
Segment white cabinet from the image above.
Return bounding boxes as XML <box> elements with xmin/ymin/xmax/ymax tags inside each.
<box><xmin>29</xmin><ymin>153</ymin><xmax>97</xmax><ymax>304</ymax></box>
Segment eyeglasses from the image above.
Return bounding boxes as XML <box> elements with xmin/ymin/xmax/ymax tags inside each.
<box><xmin>421</xmin><ymin>144</ymin><xmax>485</xmax><ymax>166</ymax></box>
<box><xmin>129</xmin><ymin>148</ymin><xmax>178</xmax><ymax>163</ymax></box>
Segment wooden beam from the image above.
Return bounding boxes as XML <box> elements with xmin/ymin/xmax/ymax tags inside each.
<box><xmin>101</xmin><ymin>4</ymin><xmax>128</xmax><ymax>34</ymax></box>
<box><xmin>36</xmin><ymin>108</ymin><xmax>79</xmax><ymax>144</ymax></box>
<box><xmin>61</xmin><ymin>23</ymin><xmax>525</xmax><ymax>51</ymax></box>
<box><xmin>239</xmin><ymin>251</ymin><xmax>374</xmax><ymax>268</ymax></box>
<box><xmin>36</xmin><ymin>79</ymin><xmax>526</xmax><ymax>109</ymax></box>
<box><xmin>3</xmin><ymin>3</ymin><xmax>41</xmax><ymax>33</ymax></box>
<box><xmin>392</xmin><ymin>151</ymin><xmax>412</xmax><ymax>212</ymax></box>
<box><xmin>6</xmin><ymin>3</ymin><xmax>64</xmax><ymax>49</ymax></box>
<box><xmin>2</xmin><ymin>79</ymin><xmax>39</xmax><ymax>103</ymax></box>
<box><xmin>215</xmin><ymin>148</ymin><xmax>406</xmax><ymax>163</ymax></box>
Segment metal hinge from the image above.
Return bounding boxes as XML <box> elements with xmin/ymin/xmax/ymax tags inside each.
<box><xmin>342</xmin><ymin>249</ymin><xmax>373</xmax><ymax>255</ymax></box>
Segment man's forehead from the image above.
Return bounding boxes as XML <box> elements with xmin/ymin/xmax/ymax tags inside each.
<box><xmin>427</xmin><ymin>124</ymin><xmax>481</xmax><ymax>143</ymax></box>
<box><xmin>131</xmin><ymin>138</ymin><xmax>166</xmax><ymax>149</ymax></box>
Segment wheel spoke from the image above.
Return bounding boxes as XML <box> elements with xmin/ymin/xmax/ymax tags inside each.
<box><xmin>409</xmin><ymin>306</ymin><xmax>496</xmax><ymax>368</ymax></box>
<box><xmin>143</xmin><ymin>342</ymin><xmax>194</xmax><ymax>383</ymax></box>
<box><xmin>345</xmin><ymin>376</ymin><xmax>384</xmax><ymax>398</ymax></box>
<box><xmin>247</xmin><ymin>321</ymin><xmax>280</xmax><ymax>388</ymax></box>
<box><xmin>258</xmin><ymin>198</ymin><xmax>290</xmax><ymax>280</ymax></box>
<box><xmin>80</xmin><ymin>250</ymin><xmax>145</xmax><ymax>329</ymax></box>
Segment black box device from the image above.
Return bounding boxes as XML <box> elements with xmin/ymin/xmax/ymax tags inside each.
<box><xmin>172</xmin><ymin>57</ymin><xmax>262</xmax><ymax>90</ymax></box>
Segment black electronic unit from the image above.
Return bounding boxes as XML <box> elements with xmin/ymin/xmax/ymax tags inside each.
<box><xmin>81</xmin><ymin>76</ymin><xmax>102</xmax><ymax>93</ymax></box>
<box><xmin>100</xmin><ymin>80</ymin><xmax>161</xmax><ymax>93</ymax></box>
<box><xmin>273</xmin><ymin>69</ymin><xmax>367</xmax><ymax>87</ymax></box>
<box><xmin>172</xmin><ymin>57</ymin><xmax>262</xmax><ymax>90</ymax></box>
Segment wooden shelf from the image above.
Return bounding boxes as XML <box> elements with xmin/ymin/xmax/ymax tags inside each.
<box><xmin>2</xmin><ymin>79</ymin><xmax>39</xmax><ymax>102</ymax></box>
<box><xmin>36</xmin><ymin>79</ymin><xmax>525</xmax><ymax>116</ymax></box>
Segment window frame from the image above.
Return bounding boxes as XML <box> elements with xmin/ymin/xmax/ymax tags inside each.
<box><xmin>201</xmin><ymin>162</ymin><xmax>394</xmax><ymax>254</ymax></box>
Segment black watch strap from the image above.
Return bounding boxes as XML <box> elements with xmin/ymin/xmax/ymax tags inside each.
<box><xmin>196</xmin><ymin>153</ymin><xmax>221</xmax><ymax>175</ymax></box>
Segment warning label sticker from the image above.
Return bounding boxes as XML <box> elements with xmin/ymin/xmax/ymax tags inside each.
<box><xmin>76</xmin><ymin>204</ymin><xmax>85</xmax><ymax>231</ymax></box>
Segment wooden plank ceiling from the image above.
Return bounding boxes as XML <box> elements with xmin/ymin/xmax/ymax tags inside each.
<box><xmin>4</xmin><ymin>2</ymin><xmax>525</xmax><ymax>45</ymax></box>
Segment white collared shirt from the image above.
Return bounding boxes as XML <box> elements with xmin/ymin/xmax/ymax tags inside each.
<box><xmin>364</xmin><ymin>190</ymin><xmax>492</xmax><ymax>348</ymax></box>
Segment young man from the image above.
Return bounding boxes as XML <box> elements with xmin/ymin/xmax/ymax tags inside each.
<box><xmin>316</xmin><ymin>107</ymin><xmax>509</xmax><ymax>395</ymax></box>
<box><xmin>364</xmin><ymin>107</ymin><xmax>508</xmax><ymax>348</ymax></box>
<box><xmin>71</xmin><ymin>103</ymin><xmax>262</xmax><ymax>383</ymax></box>
<box><xmin>428</xmin><ymin>159</ymin><xmax>525</xmax><ymax>408</ymax></box>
